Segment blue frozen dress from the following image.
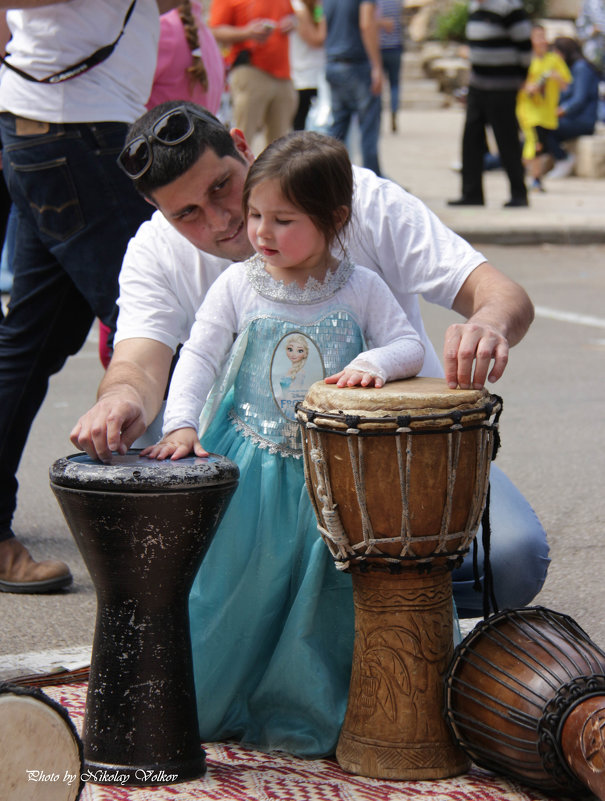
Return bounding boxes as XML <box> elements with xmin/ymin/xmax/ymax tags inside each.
<box><xmin>164</xmin><ymin>255</ymin><xmax>425</xmax><ymax>757</ymax></box>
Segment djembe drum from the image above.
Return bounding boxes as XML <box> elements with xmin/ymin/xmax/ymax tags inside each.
<box><xmin>49</xmin><ymin>451</ymin><xmax>238</xmax><ymax>785</ymax></box>
<box><xmin>0</xmin><ymin>684</ymin><xmax>84</xmax><ymax>801</ymax></box>
<box><xmin>296</xmin><ymin>377</ymin><xmax>502</xmax><ymax>780</ymax></box>
<box><xmin>445</xmin><ymin>606</ymin><xmax>605</xmax><ymax>800</ymax></box>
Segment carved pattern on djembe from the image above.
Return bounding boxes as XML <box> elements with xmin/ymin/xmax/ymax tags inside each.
<box><xmin>336</xmin><ymin>570</ymin><xmax>469</xmax><ymax>779</ymax></box>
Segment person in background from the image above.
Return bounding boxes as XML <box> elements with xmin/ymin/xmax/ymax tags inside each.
<box><xmin>323</xmin><ymin>0</ymin><xmax>384</xmax><ymax>176</ymax></box>
<box><xmin>0</xmin><ymin>10</ymin><xmax>13</xmax><ymax>300</ymax></box>
<box><xmin>147</xmin><ymin>0</ymin><xmax>225</xmax><ymax>113</ymax></box>
<box><xmin>546</xmin><ymin>35</ymin><xmax>601</xmax><ymax>179</ymax></box>
<box><xmin>516</xmin><ymin>24</ymin><xmax>571</xmax><ymax>192</ymax></box>
<box><xmin>576</xmin><ymin>0</ymin><xmax>605</xmax><ymax>75</ymax></box>
<box><xmin>448</xmin><ymin>0</ymin><xmax>532</xmax><ymax>208</ymax></box>
<box><xmin>209</xmin><ymin>0</ymin><xmax>297</xmax><ymax>150</ymax></box>
<box><xmin>289</xmin><ymin>0</ymin><xmax>326</xmax><ymax>130</ymax></box>
<box><xmin>377</xmin><ymin>0</ymin><xmax>404</xmax><ymax>133</ymax></box>
<box><xmin>0</xmin><ymin>0</ymin><xmax>166</xmax><ymax>593</ymax></box>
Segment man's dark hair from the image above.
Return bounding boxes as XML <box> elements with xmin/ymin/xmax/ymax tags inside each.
<box><xmin>125</xmin><ymin>100</ymin><xmax>246</xmax><ymax>198</ymax></box>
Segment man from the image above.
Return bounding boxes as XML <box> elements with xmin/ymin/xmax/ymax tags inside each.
<box><xmin>448</xmin><ymin>0</ymin><xmax>532</xmax><ymax>208</ymax></box>
<box><xmin>71</xmin><ymin>101</ymin><xmax>550</xmax><ymax>617</ymax></box>
<box><xmin>323</xmin><ymin>0</ymin><xmax>384</xmax><ymax>175</ymax></box>
<box><xmin>0</xmin><ymin>0</ymin><xmax>172</xmax><ymax>593</ymax></box>
<box><xmin>208</xmin><ymin>0</ymin><xmax>297</xmax><ymax>148</ymax></box>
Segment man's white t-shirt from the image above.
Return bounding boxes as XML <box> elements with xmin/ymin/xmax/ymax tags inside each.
<box><xmin>115</xmin><ymin>166</ymin><xmax>487</xmax><ymax>378</ymax></box>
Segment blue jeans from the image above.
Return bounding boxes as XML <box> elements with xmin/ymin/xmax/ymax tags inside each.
<box><xmin>551</xmin><ymin>117</ymin><xmax>597</xmax><ymax>160</ymax></box>
<box><xmin>451</xmin><ymin>464</ymin><xmax>550</xmax><ymax>617</ymax></box>
<box><xmin>381</xmin><ymin>47</ymin><xmax>403</xmax><ymax>114</ymax></box>
<box><xmin>326</xmin><ymin>61</ymin><xmax>382</xmax><ymax>176</ymax></box>
<box><xmin>0</xmin><ymin>113</ymin><xmax>152</xmax><ymax>537</ymax></box>
<box><xmin>0</xmin><ymin>205</ymin><xmax>17</xmax><ymax>292</ymax></box>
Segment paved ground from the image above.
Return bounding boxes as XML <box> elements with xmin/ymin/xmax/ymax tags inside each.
<box><xmin>1</xmin><ymin>86</ymin><xmax>604</xmax><ymax>676</ymax></box>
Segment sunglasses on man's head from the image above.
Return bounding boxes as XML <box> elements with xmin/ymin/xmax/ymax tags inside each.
<box><xmin>117</xmin><ymin>106</ymin><xmax>219</xmax><ymax>180</ymax></box>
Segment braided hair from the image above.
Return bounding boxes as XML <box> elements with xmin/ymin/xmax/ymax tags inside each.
<box><xmin>179</xmin><ymin>0</ymin><xmax>209</xmax><ymax>92</ymax></box>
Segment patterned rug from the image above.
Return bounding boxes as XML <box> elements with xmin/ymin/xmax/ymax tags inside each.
<box><xmin>26</xmin><ymin>681</ymin><xmax>559</xmax><ymax>801</ymax></box>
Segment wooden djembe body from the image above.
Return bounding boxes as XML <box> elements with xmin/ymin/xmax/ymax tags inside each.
<box><xmin>296</xmin><ymin>377</ymin><xmax>502</xmax><ymax>780</ymax></box>
<box><xmin>446</xmin><ymin>606</ymin><xmax>605</xmax><ymax>800</ymax></box>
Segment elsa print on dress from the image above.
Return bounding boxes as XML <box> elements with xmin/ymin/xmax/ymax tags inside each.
<box><xmin>271</xmin><ymin>331</ymin><xmax>323</xmax><ymax>421</ymax></box>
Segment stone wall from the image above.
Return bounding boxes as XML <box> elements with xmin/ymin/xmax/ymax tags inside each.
<box><xmin>546</xmin><ymin>0</ymin><xmax>581</xmax><ymax>19</ymax></box>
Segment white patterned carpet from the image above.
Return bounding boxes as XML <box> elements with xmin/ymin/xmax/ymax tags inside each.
<box><xmin>19</xmin><ymin>681</ymin><xmax>560</xmax><ymax>801</ymax></box>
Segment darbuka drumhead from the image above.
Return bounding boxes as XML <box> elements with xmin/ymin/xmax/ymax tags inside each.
<box><xmin>0</xmin><ymin>684</ymin><xmax>83</xmax><ymax>801</ymax></box>
<box><xmin>49</xmin><ymin>450</ymin><xmax>239</xmax><ymax>493</ymax></box>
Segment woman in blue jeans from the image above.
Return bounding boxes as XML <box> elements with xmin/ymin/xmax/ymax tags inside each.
<box><xmin>547</xmin><ymin>36</ymin><xmax>600</xmax><ymax>178</ymax></box>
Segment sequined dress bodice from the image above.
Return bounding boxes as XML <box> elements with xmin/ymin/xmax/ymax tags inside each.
<box><xmin>231</xmin><ymin>313</ymin><xmax>364</xmax><ymax>454</ymax></box>
<box><xmin>227</xmin><ymin>254</ymin><xmax>364</xmax><ymax>454</ymax></box>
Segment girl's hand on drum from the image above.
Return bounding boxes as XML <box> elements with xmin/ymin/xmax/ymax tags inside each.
<box><xmin>140</xmin><ymin>428</ymin><xmax>208</xmax><ymax>461</ymax></box>
<box><xmin>325</xmin><ymin>369</ymin><xmax>384</xmax><ymax>388</ymax></box>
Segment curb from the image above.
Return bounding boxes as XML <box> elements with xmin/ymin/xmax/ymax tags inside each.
<box><xmin>451</xmin><ymin>226</ymin><xmax>605</xmax><ymax>246</ymax></box>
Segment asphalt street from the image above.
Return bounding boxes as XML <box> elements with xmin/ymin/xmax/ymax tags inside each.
<box><xmin>1</xmin><ymin>241</ymin><xmax>604</xmax><ymax>669</ymax></box>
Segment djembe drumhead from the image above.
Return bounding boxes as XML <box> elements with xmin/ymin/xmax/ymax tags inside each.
<box><xmin>0</xmin><ymin>684</ymin><xmax>83</xmax><ymax>801</ymax></box>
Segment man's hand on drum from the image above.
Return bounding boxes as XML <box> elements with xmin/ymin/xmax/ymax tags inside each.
<box><xmin>141</xmin><ymin>427</ymin><xmax>208</xmax><ymax>461</ymax></box>
<box><xmin>325</xmin><ymin>368</ymin><xmax>384</xmax><ymax>388</ymax></box>
<box><xmin>445</xmin><ymin>262</ymin><xmax>534</xmax><ymax>390</ymax></box>
<box><xmin>70</xmin><ymin>393</ymin><xmax>148</xmax><ymax>464</ymax></box>
<box><xmin>443</xmin><ymin>321</ymin><xmax>509</xmax><ymax>390</ymax></box>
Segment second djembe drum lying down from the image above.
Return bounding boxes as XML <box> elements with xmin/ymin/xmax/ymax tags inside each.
<box><xmin>445</xmin><ymin>606</ymin><xmax>605</xmax><ymax>800</ymax></box>
<box><xmin>296</xmin><ymin>377</ymin><xmax>502</xmax><ymax>780</ymax></box>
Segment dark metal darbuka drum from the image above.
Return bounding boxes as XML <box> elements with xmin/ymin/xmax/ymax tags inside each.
<box><xmin>296</xmin><ymin>378</ymin><xmax>502</xmax><ymax>781</ymax></box>
<box><xmin>0</xmin><ymin>683</ymin><xmax>84</xmax><ymax>801</ymax></box>
<box><xmin>49</xmin><ymin>451</ymin><xmax>239</xmax><ymax>786</ymax></box>
<box><xmin>445</xmin><ymin>606</ymin><xmax>605</xmax><ymax>799</ymax></box>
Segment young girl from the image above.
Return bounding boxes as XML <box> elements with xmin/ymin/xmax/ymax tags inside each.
<box><xmin>143</xmin><ymin>131</ymin><xmax>425</xmax><ymax>757</ymax></box>
<box><xmin>516</xmin><ymin>25</ymin><xmax>571</xmax><ymax>191</ymax></box>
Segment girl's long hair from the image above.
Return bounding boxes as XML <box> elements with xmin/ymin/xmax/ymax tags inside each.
<box><xmin>243</xmin><ymin>131</ymin><xmax>353</xmax><ymax>253</ymax></box>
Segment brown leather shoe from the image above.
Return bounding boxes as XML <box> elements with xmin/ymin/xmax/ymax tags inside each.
<box><xmin>0</xmin><ymin>537</ymin><xmax>72</xmax><ymax>593</ymax></box>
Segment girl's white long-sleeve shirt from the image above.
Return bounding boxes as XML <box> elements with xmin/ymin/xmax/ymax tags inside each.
<box><xmin>163</xmin><ymin>256</ymin><xmax>425</xmax><ymax>435</ymax></box>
